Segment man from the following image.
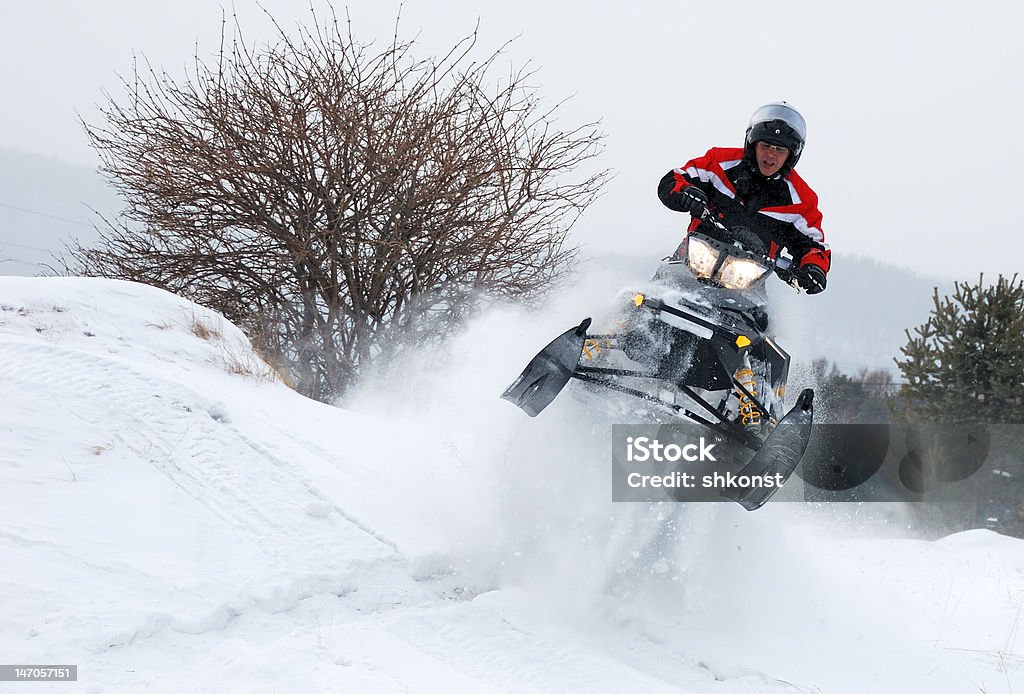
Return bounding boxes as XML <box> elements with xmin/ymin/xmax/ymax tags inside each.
<box><xmin>657</xmin><ymin>102</ymin><xmax>829</xmax><ymax>294</ymax></box>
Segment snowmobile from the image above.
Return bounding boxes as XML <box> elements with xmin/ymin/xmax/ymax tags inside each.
<box><xmin>501</xmin><ymin>210</ymin><xmax>816</xmax><ymax>510</ymax></box>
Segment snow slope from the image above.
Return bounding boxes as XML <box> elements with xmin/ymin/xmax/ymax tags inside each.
<box><xmin>1</xmin><ymin>276</ymin><xmax>1023</xmax><ymax>693</ymax></box>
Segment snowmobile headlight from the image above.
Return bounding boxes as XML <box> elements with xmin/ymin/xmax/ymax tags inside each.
<box><xmin>686</xmin><ymin>236</ymin><xmax>719</xmax><ymax>279</ymax></box>
<box><xmin>717</xmin><ymin>256</ymin><xmax>770</xmax><ymax>289</ymax></box>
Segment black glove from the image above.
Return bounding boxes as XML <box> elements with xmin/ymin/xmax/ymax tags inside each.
<box><xmin>797</xmin><ymin>265</ymin><xmax>827</xmax><ymax>294</ymax></box>
<box><xmin>675</xmin><ymin>186</ymin><xmax>708</xmax><ymax>217</ymax></box>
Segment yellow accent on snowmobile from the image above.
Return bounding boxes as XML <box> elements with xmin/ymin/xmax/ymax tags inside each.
<box><xmin>736</xmin><ymin>335</ymin><xmax>751</xmax><ymax>348</ymax></box>
<box><xmin>735</xmin><ymin>367</ymin><xmax>761</xmax><ymax>431</ymax></box>
<box><xmin>582</xmin><ymin>337</ymin><xmax>611</xmax><ymax>360</ymax></box>
<box><xmin>632</xmin><ymin>293</ymin><xmax>645</xmax><ymax>307</ymax></box>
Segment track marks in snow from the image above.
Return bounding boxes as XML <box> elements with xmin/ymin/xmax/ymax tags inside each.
<box><xmin>0</xmin><ymin>337</ymin><xmax>389</xmax><ymax>557</ymax></box>
<box><xmin>0</xmin><ymin>327</ymin><xmax>411</xmax><ymax>668</ymax></box>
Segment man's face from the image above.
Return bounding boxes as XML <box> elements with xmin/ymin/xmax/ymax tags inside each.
<box><xmin>755</xmin><ymin>141</ymin><xmax>790</xmax><ymax>177</ymax></box>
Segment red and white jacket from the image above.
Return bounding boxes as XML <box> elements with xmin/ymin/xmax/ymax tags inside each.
<box><xmin>658</xmin><ymin>147</ymin><xmax>830</xmax><ymax>273</ymax></box>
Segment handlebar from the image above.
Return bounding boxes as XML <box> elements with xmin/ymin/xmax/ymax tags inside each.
<box><xmin>773</xmin><ymin>263</ymin><xmax>803</xmax><ymax>286</ymax></box>
<box><xmin>697</xmin><ymin>208</ymin><xmax>765</xmax><ymax>254</ymax></box>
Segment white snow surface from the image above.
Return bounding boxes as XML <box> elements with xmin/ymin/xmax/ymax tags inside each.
<box><xmin>2</xmin><ymin>275</ymin><xmax>1024</xmax><ymax>693</ymax></box>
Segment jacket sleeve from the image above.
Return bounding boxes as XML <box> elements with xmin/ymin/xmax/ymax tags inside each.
<box><xmin>658</xmin><ymin>168</ymin><xmax>701</xmax><ymax>212</ymax></box>
<box><xmin>766</xmin><ymin>173</ymin><xmax>831</xmax><ymax>274</ymax></box>
<box><xmin>658</xmin><ymin>147</ymin><xmax>742</xmax><ymax>212</ymax></box>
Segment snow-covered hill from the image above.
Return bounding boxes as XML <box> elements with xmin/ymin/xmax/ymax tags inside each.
<box><xmin>2</xmin><ymin>276</ymin><xmax>1023</xmax><ymax>693</ymax></box>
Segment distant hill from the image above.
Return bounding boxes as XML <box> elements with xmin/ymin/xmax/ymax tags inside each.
<box><xmin>769</xmin><ymin>253</ymin><xmax>952</xmax><ymax>378</ymax></box>
<box><xmin>0</xmin><ymin>148</ymin><xmax>120</xmax><ymax>276</ymax></box>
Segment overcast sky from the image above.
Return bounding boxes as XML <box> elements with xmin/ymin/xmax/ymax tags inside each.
<box><xmin>2</xmin><ymin>1</ymin><xmax>1021</xmax><ymax>279</ymax></box>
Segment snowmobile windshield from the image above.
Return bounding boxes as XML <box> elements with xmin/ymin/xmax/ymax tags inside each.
<box><xmin>684</xmin><ymin>235</ymin><xmax>772</xmax><ymax>290</ymax></box>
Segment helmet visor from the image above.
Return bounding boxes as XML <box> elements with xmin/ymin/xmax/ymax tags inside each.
<box><xmin>748</xmin><ymin>103</ymin><xmax>806</xmax><ymax>142</ymax></box>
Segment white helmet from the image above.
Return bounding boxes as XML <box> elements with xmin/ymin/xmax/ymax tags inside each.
<box><xmin>745</xmin><ymin>102</ymin><xmax>807</xmax><ymax>172</ymax></box>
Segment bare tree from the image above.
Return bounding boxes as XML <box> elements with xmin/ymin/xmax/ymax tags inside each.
<box><xmin>69</xmin><ymin>8</ymin><xmax>608</xmax><ymax>401</ymax></box>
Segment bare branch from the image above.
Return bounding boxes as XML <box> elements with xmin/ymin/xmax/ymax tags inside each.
<box><xmin>69</xmin><ymin>7</ymin><xmax>608</xmax><ymax>401</ymax></box>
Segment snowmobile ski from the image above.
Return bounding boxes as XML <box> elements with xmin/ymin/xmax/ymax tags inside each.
<box><xmin>719</xmin><ymin>388</ymin><xmax>814</xmax><ymax>510</ymax></box>
<box><xmin>501</xmin><ymin>318</ymin><xmax>591</xmax><ymax>417</ymax></box>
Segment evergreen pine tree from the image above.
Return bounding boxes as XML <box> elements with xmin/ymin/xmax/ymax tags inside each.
<box><xmin>895</xmin><ymin>274</ymin><xmax>1024</xmax><ymax>424</ymax></box>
